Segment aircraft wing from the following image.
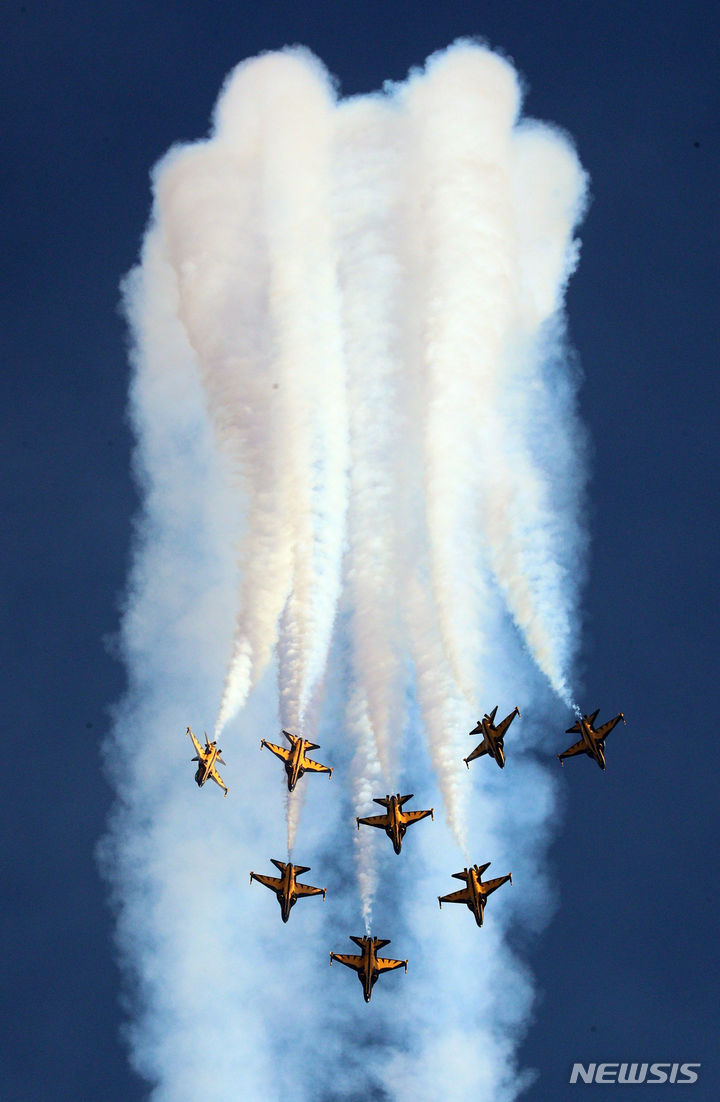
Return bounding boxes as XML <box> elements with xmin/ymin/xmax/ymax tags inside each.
<box><xmin>438</xmin><ymin>888</ymin><xmax>472</xmax><ymax>905</ymax></box>
<box><xmin>250</xmin><ymin>872</ymin><xmax>283</xmax><ymax>893</ymax></box>
<box><xmin>330</xmin><ymin>953</ymin><xmax>362</xmax><ymax>973</ymax></box>
<box><xmin>464</xmin><ymin>739</ymin><xmax>489</xmax><ymax>764</ymax></box>
<box><xmin>593</xmin><ymin>714</ymin><xmax>623</xmax><ymax>741</ymax></box>
<box><xmin>402</xmin><ymin>808</ymin><xmax>433</xmax><ymax>825</ymax></box>
<box><xmin>300</xmin><ymin>757</ymin><xmax>332</xmax><ymax>774</ymax></box>
<box><xmin>482</xmin><ymin>874</ymin><xmax>511</xmax><ymax>895</ymax></box>
<box><xmin>208</xmin><ymin>765</ymin><xmax>228</xmax><ymax>797</ymax></box>
<box><xmin>357</xmin><ymin>813</ymin><xmax>390</xmax><ymax>830</ymax></box>
<box><xmin>558</xmin><ymin>738</ymin><xmax>586</xmax><ymax>759</ymax></box>
<box><xmin>496</xmin><ymin>709</ymin><xmax>519</xmax><ymax>738</ymax></box>
<box><xmin>376</xmin><ymin>956</ymin><xmax>407</xmax><ymax>974</ymax></box>
<box><xmin>187</xmin><ymin>727</ymin><xmax>205</xmax><ymax>757</ymax></box>
<box><xmin>262</xmin><ymin>739</ymin><xmax>291</xmax><ymax>763</ymax></box>
<box><xmin>294</xmin><ymin>882</ymin><xmax>325</xmax><ymax>898</ymax></box>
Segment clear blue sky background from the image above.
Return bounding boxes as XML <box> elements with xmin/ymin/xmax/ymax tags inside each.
<box><xmin>2</xmin><ymin>2</ymin><xmax>718</xmax><ymax>1099</ymax></box>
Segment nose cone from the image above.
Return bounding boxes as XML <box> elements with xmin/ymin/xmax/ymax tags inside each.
<box><xmin>393</xmin><ymin>838</ymin><xmax>403</xmax><ymax>855</ymax></box>
<box><xmin>496</xmin><ymin>747</ymin><xmax>506</xmax><ymax>768</ymax></box>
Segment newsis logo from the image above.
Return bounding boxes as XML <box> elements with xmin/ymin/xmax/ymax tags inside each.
<box><xmin>569</xmin><ymin>1063</ymin><xmax>701</xmax><ymax>1085</ymax></box>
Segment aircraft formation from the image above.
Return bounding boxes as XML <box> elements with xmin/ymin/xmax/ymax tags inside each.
<box><xmin>186</xmin><ymin>704</ymin><xmax>625</xmax><ymax>1000</ymax></box>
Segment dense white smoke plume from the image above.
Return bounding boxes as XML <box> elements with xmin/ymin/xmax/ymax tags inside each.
<box><xmin>103</xmin><ymin>41</ymin><xmax>587</xmax><ymax>1102</ymax></box>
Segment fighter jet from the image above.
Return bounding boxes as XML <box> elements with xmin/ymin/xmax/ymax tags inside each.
<box><xmin>249</xmin><ymin>859</ymin><xmax>326</xmax><ymax>923</ymax></box>
<box><xmin>464</xmin><ymin>705</ymin><xmax>521</xmax><ymax>770</ymax></box>
<box><xmin>329</xmin><ymin>935</ymin><xmax>407</xmax><ymax>1002</ymax></box>
<box><xmin>260</xmin><ymin>729</ymin><xmax>332</xmax><ymax>791</ymax></box>
<box><xmin>187</xmin><ymin>726</ymin><xmax>228</xmax><ymax>797</ymax></box>
<box><xmin>558</xmin><ymin>709</ymin><xmax>626</xmax><ymax>770</ymax></box>
<box><xmin>438</xmin><ymin>862</ymin><xmax>512</xmax><ymax>927</ymax></box>
<box><xmin>356</xmin><ymin>793</ymin><xmax>434</xmax><ymax>855</ymax></box>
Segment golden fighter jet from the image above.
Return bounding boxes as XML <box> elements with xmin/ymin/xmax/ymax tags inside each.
<box><xmin>329</xmin><ymin>935</ymin><xmax>407</xmax><ymax>1002</ymax></box>
<box><xmin>260</xmin><ymin>729</ymin><xmax>332</xmax><ymax>791</ymax></box>
<box><xmin>249</xmin><ymin>859</ymin><xmax>326</xmax><ymax>923</ymax></box>
<box><xmin>438</xmin><ymin>862</ymin><xmax>512</xmax><ymax>927</ymax></box>
<box><xmin>187</xmin><ymin>726</ymin><xmax>228</xmax><ymax>797</ymax></box>
<box><xmin>356</xmin><ymin>793</ymin><xmax>434</xmax><ymax>854</ymax></box>
<box><xmin>464</xmin><ymin>705</ymin><xmax>521</xmax><ymax>770</ymax></box>
<box><xmin>558</xmin><ymin>709</ymin><xmax>626</xmax><ymax>770</ymax></box>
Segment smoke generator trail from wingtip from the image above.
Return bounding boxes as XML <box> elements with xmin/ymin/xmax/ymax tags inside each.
<box><xmin>105</xmin><ymin>41</ymin><xmax>588</xmax><ymax>1102</ymax></box>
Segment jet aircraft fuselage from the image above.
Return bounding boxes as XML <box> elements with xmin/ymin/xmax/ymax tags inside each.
<box><xmin>356</xmin><ymin>793</ymin><xmax>434</xmax><ymax>854</ymax></box>
<box><xmin>438</xmin><ymin>862</ymin><xmax>513</xmax><ymax>927</ymax></box>
<box><xmin>260</xmin><ymin>730</ymin><xmax>332</xmax><ymax>791</ymax></box>
<box><xmin>558</xmin><ymin>710</ymin><xmax>625</xmax><ymax>770</ymax></box>
<box><xmin>250</xmin><ymin>859</ymin><xmax>325</xmax><ymax>922</ymax></box>
<box><xmin>329</xmin><ymin>935</ymin><xmax>407</xmax><ymax>1002</ymax></box>
<box><xmin>187</xmin><ymin>726</ymin><xmax>228</xmax><ymax>797</ymax></box>
<box><xmin>464</xmin><ymin>706</ymin><xmax>520</xmax><ymax>770</ymax></box>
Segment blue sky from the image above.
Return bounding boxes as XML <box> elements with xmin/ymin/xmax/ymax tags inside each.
<box><xmin>2</xmin><ymin>3</ymin><xmax>718</xmax><ymax>1099</ymax></box>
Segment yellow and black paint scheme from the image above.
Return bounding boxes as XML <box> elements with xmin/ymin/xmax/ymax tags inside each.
<box><xmin>329</xmin><ymin>935</ymin><xmax>407</xmax><ymax>1002</ymax></box>
<box><xmin>187</xmin><ymin>726</ymin><xmax>228</xmax><ymax>797</ymax></box>
<box><xmin>438</xmin><ymin>862</ymin><xmax>512</xmax><ymax>927</ymax></box>
<box><xmin>356</xmin><ymin>793</ymin><xmax>433</xmax><ymax>855</ymax></box>
<box><xmin>250</xmin><ymin>859</ymin><xmax>326</xmax><ymax>923</ymax></box>
<box><xmin>464</xmin><ymin>705</ymin><xmax>521</xmax><ymax>770</ymax></box>
<box><xmin>558</xmin><ymin>709</ymin><xmax>625</xmax><ymax>771</ymax></box>
<box><xmin>260</xmin><ymin>729</ymin><xmax>332</xmax><ymax>791</ymax></box>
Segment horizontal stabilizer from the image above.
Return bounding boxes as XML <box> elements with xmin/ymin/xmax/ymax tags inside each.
<box><xmin>397</xmin><ymin>794</ymin><xmax>414</xmax><ymax>806</ymax></box>
<box><xmin>350</xmin><ymin>935</ymin><xmax>366</xmax><ymax>948</ymax></box>
<box><xmin>293</xmin><ymin>864</ymin><xmax>311</xmax><ymax>875</ymax></box>
<box><xmin>270</xmin><ymin>858</ymin><xmax>286</xmax><ymax>872</ymax></box>
<box><xmin>373</xmin><ymin>796</ymin><xmax>392</xmax><ymax>807</ymax></box>
<box><xmin>485</xmin><ymin>705</ymin><xmax>498</xmax><ymax>722</ymax></box>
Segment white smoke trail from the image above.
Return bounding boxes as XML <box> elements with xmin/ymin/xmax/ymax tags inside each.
<box><xmin>104</xmin><ymin>41</ymin><xmax>589</xmax><ymax>1102</ymax></box>
<box><xmin>400</xmin><ymin>45</ymin><xmax>522</xmax><ymax>708</ymax></box>
<box><xmin>332</xmin><ymin>93</ymin><xmax>408</xmax><ymax>784</ymax></box>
